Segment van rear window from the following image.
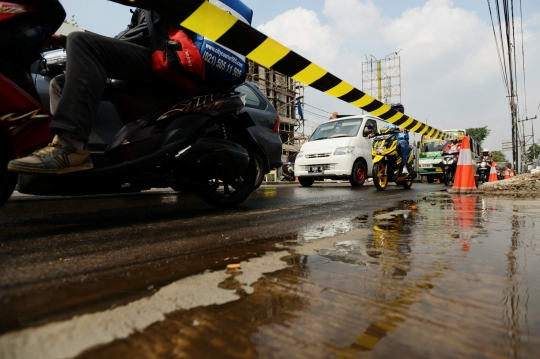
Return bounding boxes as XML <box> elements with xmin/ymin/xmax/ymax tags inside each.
<box><xmin>310</xmin><ymin>119</ymin><xmax>363</xmax><ymax>141</ymax></box>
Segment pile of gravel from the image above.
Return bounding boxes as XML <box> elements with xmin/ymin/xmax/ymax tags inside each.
<box><xmin>479</xmin><ymin>172</ymin><xmax>540</xmax><ymax>195</ymax></box>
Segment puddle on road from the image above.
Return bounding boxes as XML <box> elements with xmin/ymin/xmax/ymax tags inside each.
<box><xmin>1</xmin><ymin>194</ymin><xmax>540</xmax><ymax>359</ymax></box>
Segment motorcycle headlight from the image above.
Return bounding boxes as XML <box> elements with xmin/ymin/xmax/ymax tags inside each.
<box><xmin>334</xmin><ymin>147</ymin><xmax>354</xmax><ymax>155</ymax></box>
<box><xmin>481</xmin><ymin>161</ymin><xmax>487</xmax><ymax>168</ymax></box>
<box><xmin>442</xmin><ymin>159</ymin><xmax>448</xmax><ymax>165</ymax></box>
<box><xmin>448</xmin><ymin>159</ymin><xmax>455</xmax><ymax>164</ymax></box>
<box><xmin>296</xmin><ymin>151</ymin><xmax>304</xmax><ymax>159</ymax></box>
<box><xmin>376</xmin><ymin>146</ymin><xmax>386</xmax><ymax>155</ymax></box>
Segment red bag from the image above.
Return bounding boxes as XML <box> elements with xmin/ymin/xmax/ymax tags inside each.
<box><xmin>145</xmin><ymin>11</ymin><xmax>205</xmax><ymax>90</ymax></box>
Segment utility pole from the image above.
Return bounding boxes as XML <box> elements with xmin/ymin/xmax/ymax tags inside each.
<box><xmin>519</xmin><ymin>115</ymin><xmax>537</xmax><ymax>172</ymax></box>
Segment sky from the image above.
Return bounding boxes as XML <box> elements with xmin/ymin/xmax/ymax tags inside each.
<box><xmin>59</xmin><ymin>0</ymin><xmax>540</xmax><ymax>154</ymax></box>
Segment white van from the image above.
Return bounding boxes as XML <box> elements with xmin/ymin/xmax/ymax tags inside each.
<box><xmin>295</xmin><ymin>115</ymin><xmax>387</xmax><ymax>187</ymax></box>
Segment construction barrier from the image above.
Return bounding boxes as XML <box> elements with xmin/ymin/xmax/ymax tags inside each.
<box><xmin>112</xmin><ymin>0</ymin><xmax>448</xmax><ymax>140</ymax></box>
<box><xmin>450</xmin><ymin>136</ymin><xmax>476</xmax><ymax>192</ymax></box>
<box><xmin>488</xmin><ymin>162</ymin><xmax>498</xmax><ymax>182</ymax></box>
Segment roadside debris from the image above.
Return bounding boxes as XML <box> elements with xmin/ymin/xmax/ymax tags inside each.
<box><xmin>226</xmin><ymin>264</ymin><xmax>241</xmax><ymax>270</ymax></box>
<box><xmin>479</xmin><ymin>172</ymin><xmax>540</xmax><ymax>195</ymax></box>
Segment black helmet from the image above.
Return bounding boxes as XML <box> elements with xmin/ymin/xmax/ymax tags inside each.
<box><xmin>391</xmin><ymin>103</ymin><xmax>405</xmax><ymax>113</ymax></box>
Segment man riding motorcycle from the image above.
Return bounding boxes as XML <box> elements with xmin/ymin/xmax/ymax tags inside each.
<box><xmin>374</xmin><ymin>103</ymin><xmax>410</xmax><ymax>174</ymax></box>
<box><xmin>478</xmin><ymin>149</ymin><xmax>493</xmax><ymax>164</ymax></box>
<box><xmin>8</xmin><ymin>9</ymin><xmax>210</xmax><ymax>175</ymax></box>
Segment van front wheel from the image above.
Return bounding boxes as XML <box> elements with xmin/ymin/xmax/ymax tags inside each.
<box><xmin>298</xmin><ymin>177</ymin><xmax>315</xmax><ymax>187</ymax></box>
<box><xmin>349</xmin><ymin>161</ymin><xmax>366</xmax><ymax>187</ymax></box>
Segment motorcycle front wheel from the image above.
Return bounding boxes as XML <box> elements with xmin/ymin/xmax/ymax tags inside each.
<box><xmin>443</xmin><ymin>168</ymin><xmax>453</xmax><ymax>186</ymax></box>
<box><xmin>373</xmin><ymin>162</ymin><xmax>388</xmax><ymax>191</ymax></box>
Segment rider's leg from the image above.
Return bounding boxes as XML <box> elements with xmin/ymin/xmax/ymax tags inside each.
<box><xmin>9</xmin><ymin>32</ymin><xmax>162</xmax><ymax>174</ymax></box>
<box><xmin>399</xmin><ymin>140</ymin><xmax>409</xmax><ymax>173</ymax></box>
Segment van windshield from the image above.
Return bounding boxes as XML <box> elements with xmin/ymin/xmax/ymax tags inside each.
<box><xmin>310</xmin><ymin>119</ymin><xmax>363</xmax><ymax>141</ymax></box>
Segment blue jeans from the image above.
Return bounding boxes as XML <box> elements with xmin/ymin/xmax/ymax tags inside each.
<box><xmin>398</xmin><ymin>140</ymin><xmax>409</xmax><ymax>169</ymax></box>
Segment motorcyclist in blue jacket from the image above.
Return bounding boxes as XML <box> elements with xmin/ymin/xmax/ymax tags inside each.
<box><xmin>380</xmin><ymin>103</ymin><xmax>410</xmax><ymax>174</ymax></box>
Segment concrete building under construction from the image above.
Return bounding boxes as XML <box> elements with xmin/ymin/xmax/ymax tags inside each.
<box><xmin>246</xmin><ymin>60</ymin><xmax>304</xmax><ymax>163</ymax></box>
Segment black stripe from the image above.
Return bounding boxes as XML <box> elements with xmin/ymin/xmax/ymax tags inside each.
<box><xmin>362</xmin><ymin>100</ymin><xmax>384</xmax><ymax>113</ymax></box>
<box><xmin>309</xmin><ymin>73</ymin><xmax>342</xmax><ymax>92</ymax></box>
<box><xmin>434</xmin><ymin>130</ymin><xmax>440</xmax><ymax>139</ymax></box>
<box><xmin>416</xmin><ymin>123</ymin><xmax>427</xmax><ymax>133</ymax></box>
<box><xmin>408</xmin><ymin>120</ymin><xmax>419</xmax><ymax>130</ymax></box>
<box><xmin>339</xmin><ymin>89</ymin><xmax>364</xmax><ymax>103</ymax></box>
<box><xmin>271</xmin><ymin>52</ymin><xmax>311</xmax><ymax>78</ymax></box>
<box><xmin>377</xmin><ymin>109</ymin><xmax>396</xmax><ymax>120</ymax></box>
<box><xmin>393</xmin><ymin>115</ymin><xmax>409</xmax><ymax>126</ymax></box>
<box><xmin>216</xmin><ymin>21</ymin><xmax>267</xmax><ymax>56</ymax></box>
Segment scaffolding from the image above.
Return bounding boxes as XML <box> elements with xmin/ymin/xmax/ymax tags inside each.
<box><xmin>246</xmin><ymin>60</ymin><xmax>304</xmax><ymax>162</ymax></box>
<box><xmin>362</xmin><ymin>55</ymin><xmax>401</xmax><ymax>106</ymax></box>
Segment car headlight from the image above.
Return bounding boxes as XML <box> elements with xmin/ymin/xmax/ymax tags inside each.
<box><xmin>376</xmin><ymin>146</ymin><xmax>386</xmax><ymax>155</ymax></box>
<box><xmin>334</xmin><ymin>147</ymin><xmax>354</xmax><ymax>155</ymax></box>
<box><xmin>296</xmin><ymin>151</ymin><xmax>304</xmax><ymax>159</ymax></box>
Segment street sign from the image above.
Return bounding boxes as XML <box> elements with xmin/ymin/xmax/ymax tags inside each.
<box><xmin>502</xmin><ymin>140</ymin><xmax>513</xmax><ymax>150</ymax></box>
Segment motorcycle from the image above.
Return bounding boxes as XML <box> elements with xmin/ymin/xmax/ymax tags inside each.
<box><xmin>280</xmin><ymin>166</ymin><xmax>295</xmax><ymax>181</ymax></box>
<box><xmin>439</xmin><ymin>149</ymin><xmax>459</xmax><ymax>186</ymax></box>
<box><xmin>0</xmin><ymin>0</ymin><xmax>278</xmax><ymax>208</ymax></box>
<box><xmin>476</xmin><ymin>161</ymin><xmax>490</xmax><ymax>184</ymax></box>
<box><xmin>371</xmin><ymin>128</ymin><xmax>415</xmax><ymax>191</ymax></box>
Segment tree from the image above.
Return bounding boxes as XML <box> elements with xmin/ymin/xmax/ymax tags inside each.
<box><xmin>526</xmin><ymin>143</ymin><xmax>540</xmax><ymax>164</ymax></box>
<box><xmin>63</xmin><ymin>14</ymin><xmax>78</xmax><ymax>27</ymax></box>
<box><xmin>491</xmin><ymin>150</ymin><xmax>506</xmax><ymax>162</ymax></box>
<box><xmin>465</xmin><ymin>126</ymin><xmax>491</xmax><ymax>145</ymax></box>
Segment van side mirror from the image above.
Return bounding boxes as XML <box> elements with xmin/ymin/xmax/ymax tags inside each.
<box><xmin>363</xmin><ymin>124</ymin><xmax>374</xmax><ymax>137</ymax></box>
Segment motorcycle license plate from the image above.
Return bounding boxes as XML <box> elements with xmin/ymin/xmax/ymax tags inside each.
<box><xmin>308</xmin><ymin>166</ymin><xmax>323</xmax><ymax>173</ymax></box>
<box><xmin>435</xmin><ymin>168</ymin><xmax>442</xmax><ymax>172</ymax></box>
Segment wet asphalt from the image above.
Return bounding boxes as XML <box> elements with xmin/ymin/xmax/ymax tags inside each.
<box><xmin>1</xmin><ymin>182</ymin><xmax>539</xmax><ymax>359</ymax></box>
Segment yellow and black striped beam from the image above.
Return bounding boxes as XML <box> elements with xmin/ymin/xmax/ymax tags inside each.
<box><xmin>114</xmin><ymin>0</ymin><xmax>447</xmax><ymax>140</ymax></box>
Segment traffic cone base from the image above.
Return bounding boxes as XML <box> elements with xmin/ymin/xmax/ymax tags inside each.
<box><xmin>450</xmin><ymin>136</ymin><xmax>477</xmax><ymax>192</ymax></box>
<box><xmin>488</xmin><ymin>162</ymin><xmax>498</xmax><ymax>182</ymax></box>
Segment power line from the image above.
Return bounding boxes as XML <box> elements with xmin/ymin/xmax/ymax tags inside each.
<box><xmin>487</xmin><ymin>0</ymin><xmax>509</xmax><ymax>93</ymax></box>
<box><xmin>303</xmin><ymin>103</ymin><xmax>332</xmax><ymax>115</ymax></box>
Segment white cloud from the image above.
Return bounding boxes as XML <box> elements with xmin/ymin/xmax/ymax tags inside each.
<box><xmin>256</xmin><ymin>0</ymin><xmax>540</xmax><ymax>152</ymax></box>
<box><xmin>257</xmin><ymin>8</ymin><xmax>341</xmax><ymax>67</ymax></box>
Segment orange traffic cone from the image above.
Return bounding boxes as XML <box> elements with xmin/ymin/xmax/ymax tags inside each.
<box><xmin>488</xmin><ymin>162</ymin><xmax>498</xmax><ymax>182</ymax></box>
<box><xmin>509</xmin><ymin>169</ymin><xmax>514</xmax><ymax>178</ymax></box>
<box><xmin>450</xmin><ymin>136</ymin><xmax>477</xmax><ymax>193</ymax></box>
<box><xmin>503</xmin><ymin>167</ymin><xmax>510</xmax><ymax>180</ymax></box>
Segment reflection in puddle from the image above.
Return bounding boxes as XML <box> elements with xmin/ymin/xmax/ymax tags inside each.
<box><xmin>2</xmin><ymin>195</ymin><xmax>540</xmax><ymax>359</ymax></box>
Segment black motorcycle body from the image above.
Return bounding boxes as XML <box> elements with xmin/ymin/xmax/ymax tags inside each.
<box><xmin>439</xmin><ymin>149</ymin><xmax>458</xmax><ymax>186</ymax></box>
<box><xmin>0</xmin><ymin>0</ymin><xmax>281</xmax><ymax>208</ymax></box>
<box><xmin>476</xmin><ymin>161</ymin><xmax>490</xmax><ymax>184</ymax></box>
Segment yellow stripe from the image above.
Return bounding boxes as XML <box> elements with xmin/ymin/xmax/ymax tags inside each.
<box><xmin>426</xmin><ymin>128</ymin><xmax>435</xmax><ymax>137</ymax></box>
<box><xmin>180</xmin><ymin>2</ymin><xmax>237</xmax><ymax>41</ymax></box>
<box><xmin>292</xmin><ymin>63</ymin><xmax>327</xmax><ymax>85</ymax></box>
<box><xmin>247</xmin><ymin>38</ymin><xmax>290</xmax><ymax>68</ymax></box>
<box><xmin>350</xmin><ymin>95</ymin><xmax>375</xmax><ymax>109</ymax></box>
<box><xmin>371</xmin><ymin>104</ymin><xmax>392</xmax><ymax>117</ymax></box>
<box><xmin>385</xmin><ymin>112</ymin><xmax>404</xmax><ymax>124</ymax></box>
<box><xmin>401</xmin><ymin>117</ymin><xmax>415</xmax><ymax>128</ymax></box>
<box><xmin>418</xmin><ymin>125</ymin><xmax>430</xmax><ymax>135</ymax></box>
<box><xmin>410</xmin><ymin>120</ymin><xmax>422</xmax><ymax>132</ymax></box>
<box><xmin>325</xmin><ymin>81</ymin><xmax>354</xmax><ymax>98</ymax></box>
